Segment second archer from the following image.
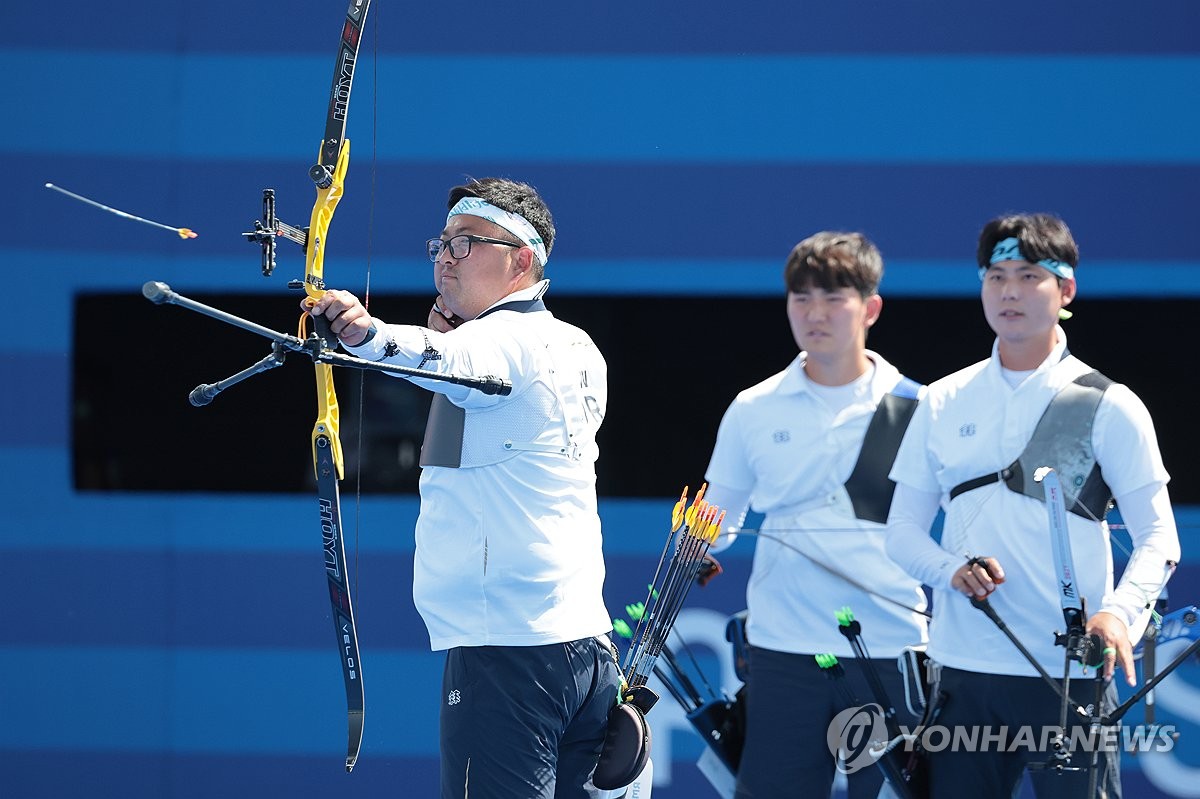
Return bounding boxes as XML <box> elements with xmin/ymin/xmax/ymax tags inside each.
<box><xmin>701</xmin><ymin>231</ymin><xmax>929</xmax><ymax>799</ymax></box>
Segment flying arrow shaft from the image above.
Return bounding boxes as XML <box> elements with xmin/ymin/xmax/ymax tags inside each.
<box><xmin>46</xmin><ymin>182</ymin><xmax>197</xmax><ymax>238</ymax></box>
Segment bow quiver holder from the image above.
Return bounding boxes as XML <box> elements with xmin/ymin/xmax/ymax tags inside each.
<box><xmin>610</xmin><ymin>608</ymin><xmax>747</xmax><ymax>788</ymax></box>
<box><xmin>833</xmin><ymin>608</ymin><xmax>926</xmax><ymax>799</ymax></box>
<box><xmin>593</xmin><ymin>485</ymin><xmax>725</xmax><ymax>791</ymax></box>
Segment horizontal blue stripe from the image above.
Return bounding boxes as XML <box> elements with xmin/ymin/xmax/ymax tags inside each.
<box><xmin>0</xmin><ymin>647</ymin><xmax>443</xmax><ymax>754</ymax></box>
<box><xmin>4</xmin><ymin>549</ymin><xmax>418</xmax><ymax>648</ymax></box>
<box><xmin>0</xmin><ymin>752</ymin><xmax>441</xmax><ymax>799</ymax></box>
<box><xmin>5</xmin><ymin>0</ymin><xmax>1198</xmax><ymax>55</ymax></box>
<box><xmin>2</xmin><ymin>637</ymin><xmax>1197</xmax><ymax>766</ymax></box>
<box><xmin>0</xmin><ymin>742</ymin><xmax>1182</xmax><ymax>799</ymax></box>
<box><xmin>0</xmin><ymin>450</ymin><xmax>419</xmax><ymax>547</ymax></box>
<box><xmin>1</xmin><ymin>546</ymin><xmax>752</xmax><ymax>648</ymax></box>
<box><xmin>8</xmin><ymin>446</ymin><xmax>1200</xmax><ymax>550</ymax></box>
<box><xmin>3</xmin><ymin>485</ymin><xmax>1199</xmax><ymax>649</ymax></box>
<box><xmin>0</xmin><ymin>450</ymin><xmax>731</xmax><ymax>555</ymax></box>
<box><xmin>0</xmin><ymin>354</ymin><xmax>67</xmax><ymax>445</ymax></box>
<box><xmin>9</xmin><ymin>52</ymin><xmax>1200</xmax><ymax>162</ymax></box>
<box><xmin>19</xmin><ymin>157</ymin><xmax>1200</xmax><ymax>262</ymax></box>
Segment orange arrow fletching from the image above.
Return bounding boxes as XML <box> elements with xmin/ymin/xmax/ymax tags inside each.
<box><xmin>671</xmin><ymin>485</ymin><xmax>689</xmax><ymax>531</ymax></box>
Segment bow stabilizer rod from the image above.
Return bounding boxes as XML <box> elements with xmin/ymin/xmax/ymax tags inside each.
<box><xmin>142</xmin><ymin>281</ymin><xmax>513</xmax><ymax>400</ymax></box>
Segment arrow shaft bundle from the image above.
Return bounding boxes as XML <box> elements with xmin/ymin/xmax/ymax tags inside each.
<box><xmin>624</xmin><ymin>486</ymin><xmax>725</xmax><ymax>689</ymax></box>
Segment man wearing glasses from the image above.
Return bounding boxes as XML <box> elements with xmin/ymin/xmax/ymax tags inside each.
<box><xmin>309</xmin><ymin>177</ymin><xmax>621</xmax><ymax>799</ymax></box>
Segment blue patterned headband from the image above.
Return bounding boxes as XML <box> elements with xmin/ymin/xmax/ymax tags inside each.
<box><xmin>982</xmin><ymin>237</ymin><xmax>1074</xmax><ymax>280</ymax></box>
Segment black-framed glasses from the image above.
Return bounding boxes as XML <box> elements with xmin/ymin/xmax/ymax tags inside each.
<box><xmin>426</xmin><ymin>234</ymin><xmax>522</xmax><ymax>262</ymax></box>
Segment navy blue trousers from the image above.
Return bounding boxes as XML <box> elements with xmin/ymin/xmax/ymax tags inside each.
<box><xmin>734</xmin><ymin>646</ymin><xmax>920</xmax><ymax>799</ymax></box>
<box><xmin>927</xmin><ymin>667</ymin><xmax>1121</xmax><ymax>799</ymax></box>
<box><xmin>439</xmin><ymin>637</ymin><xmax>623</xmax><ymax>799</ymax></box>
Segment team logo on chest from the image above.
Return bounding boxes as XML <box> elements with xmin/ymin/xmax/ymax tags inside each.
<box><xmin>773</xmin><ymin>430</ymin><xmax>790</xmax><ymax>443</ymax></box>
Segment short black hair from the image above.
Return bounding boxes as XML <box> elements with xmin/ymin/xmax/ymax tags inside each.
<box><xmin>447</xmin><ymin>178</ymin><xmax>555</xmax><ymax>279</ymax></box>
<box><xmin>976</xmin><ymin>213</ymin><xmax>1078</xmax><ymax>272</ymax></box>
<box><xmin>784</xmin><ymin>231</ymin><xmax>883</xmax><ymax>297</ymax></box>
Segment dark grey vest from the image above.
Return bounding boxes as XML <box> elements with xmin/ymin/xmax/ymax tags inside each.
<box><xmin>949</xmin><ymin>371</ymin><xmax>1114</xmax><ymax>519</ymax></box>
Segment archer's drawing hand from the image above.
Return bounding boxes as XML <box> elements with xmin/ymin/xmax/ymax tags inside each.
<box><xmin>696</xmin><ymin>553</ymin><xmax>723</xmax><ymax>587</ymax></box>
<box><xmin>954</xmin><ymin>556</ymin><xmax>1005</xmax><ymax>600</ymax></box>
<box><xmin>427</xmin><ymin>295</ymin><xmax>465</xmax><ymax>332</ymax></box>
<box><xmin>1087</xmin><ymin>611</ymin><xmax>1135</xmax><ymax>686</ymax></box>
<box><xmin>306</xmin><ymin>289</ymin><xmax>373</xmax><ymax>347</ymax></box>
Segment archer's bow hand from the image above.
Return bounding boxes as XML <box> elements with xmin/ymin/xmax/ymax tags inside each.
<box><xmin>955</xmin><ymin>555</ymin><xmax>1005</xmax><ymax>599</ymax></box>
<box><xmin>306</xmin><ymin>289</ymin><xmax>374</xmax><ymax>347</ymax></box>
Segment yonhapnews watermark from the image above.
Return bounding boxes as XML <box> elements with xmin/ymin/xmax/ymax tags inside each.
<box><xmin>826</xmin><ymin>703</ymin><xmax>1178</xmax><ymax>775</ymax></box>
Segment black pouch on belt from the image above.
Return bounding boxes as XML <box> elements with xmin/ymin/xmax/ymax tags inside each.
<box><xmin>592</xmin><ymin>686</ymin><xmax>657</xmax><ymax>790</ymax></box>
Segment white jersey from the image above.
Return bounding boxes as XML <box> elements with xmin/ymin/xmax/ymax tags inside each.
<box><xmin>705</xmin><ymin>351</ymin><xmax>928</xmax><ymax>658</ymax></box>
<box><xmin>347</xmin><ymin>281</ymin><xmax>613</xmax><ymax>650</ymax></box>
<box><xmin>888</xmin><ymin>330</ymin><xmax>1179</xmax><ymax>677</ymax></box>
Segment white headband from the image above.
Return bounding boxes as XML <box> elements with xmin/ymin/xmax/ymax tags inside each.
<box><xmin>447</xmin><ymin>197</ymin><xmax>548</xmax><ymax>268</ymax></box>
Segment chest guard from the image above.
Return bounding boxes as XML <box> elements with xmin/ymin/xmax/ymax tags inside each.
<box><xmin>949</xmin><ymin>371</ymin><xmax>1114</xmax><ymax>519</ymax></box>
<box><xmin>419</xmin><ymin>299</ymin><xmax>589</xmax><ymax>469</ymax></box>
<box><xmin>843</xmin><ymin>376</ymin><xmax>922</xmax><ymax>523</ymax></box>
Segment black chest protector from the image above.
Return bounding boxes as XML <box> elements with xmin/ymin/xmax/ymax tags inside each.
<box><xmin>948</xmin><ymin>370</ymin><xmax>1114</xmax><ymax>519</ymax></box>
<box><xmin>419</xmin><ymin>296</ymin><xmax>546</xmax><ymax>469</ymax></box>
<box><xmin>843</xmin><ymin>376</ymin><xmax>922</xmax><ymax>523</ymax></box>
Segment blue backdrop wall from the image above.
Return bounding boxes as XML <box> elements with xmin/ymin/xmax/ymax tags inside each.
<box><xmin>3</xmin><ymin>1</ymin><xmax>1200</xmax><ymax>797</ymax></box>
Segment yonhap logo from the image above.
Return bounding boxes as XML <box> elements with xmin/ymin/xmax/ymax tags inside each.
<box><xmin>827</xmin><ymin>703</ymin><xmax>889</xmax><ymax>774</ymax></box>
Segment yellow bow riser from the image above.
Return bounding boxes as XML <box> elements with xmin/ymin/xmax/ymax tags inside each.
<box><xmin>305</xmin><ymin>139</ymin><xmax>352</xmax><ymax>480</ymax></box>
